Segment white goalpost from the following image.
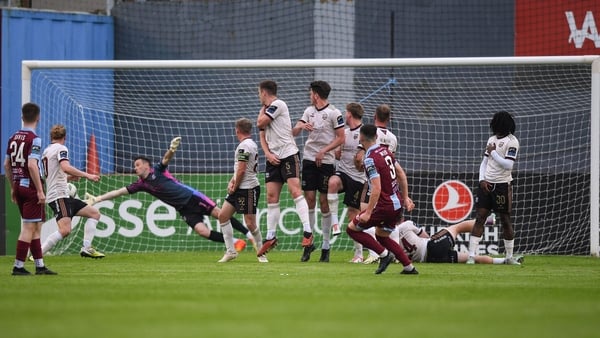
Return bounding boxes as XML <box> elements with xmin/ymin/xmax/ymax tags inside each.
<box><xmin>21</xmin><ymin>56</ymin><xmax>599</xmax><ymax>256</ymax></box>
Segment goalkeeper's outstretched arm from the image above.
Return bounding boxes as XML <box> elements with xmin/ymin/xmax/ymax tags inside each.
<box><xmin>84</xmin><ymin>187</ymin><xmax>129</xmax><ymax>205</ymax></box>
<box><xmin>162</xmin><ymin>136</ymin><xmax>181</xmax><ymax>166</ymax></box>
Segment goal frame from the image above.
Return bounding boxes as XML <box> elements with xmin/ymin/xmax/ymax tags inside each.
<box><xmin>21</xmin><ymin>56</ymin><xmax>600</xmax><ymax>256</ymax></box>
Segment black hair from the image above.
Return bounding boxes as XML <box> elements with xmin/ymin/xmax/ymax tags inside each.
<box><xmin>360</xmin><ymin>124</ymin><xmax>377</xmax><ymax>141</ymax></box>
<box><xmin>259</xmin><ymin>80</ymin><xmax>277</xmax><ymax>95</ymax></box>
<box><xmin>490</xmin><ymin>111</ymin><xmax>516</xmax><ymax>137</ymax></box>
<box><xmin>309</xmin><ymin>80</ymin><xmax>331</xmax><ymax>99</ymax></box>
<box><xmin>134</xmin><ymin>156</ymin><xmax>152</xmax><ymax>165</ymax></box>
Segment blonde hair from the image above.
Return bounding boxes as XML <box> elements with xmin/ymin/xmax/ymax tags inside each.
<box><xmin>50</xmin><ymin>124</ymin><xmax>66</xmax><ymax>141</ymax></box>
<box><xmin>235</xmin><ymin>118</ymin><xmax>253</xmax><ymax>134</ymax></box>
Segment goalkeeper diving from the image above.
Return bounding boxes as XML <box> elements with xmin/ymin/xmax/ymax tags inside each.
<box><xmin>84</xmin><ymin>137</ymin><xmax>250</xmax><ymax>250</ymax></box>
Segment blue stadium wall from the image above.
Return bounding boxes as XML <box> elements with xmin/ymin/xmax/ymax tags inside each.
<box><xmin>0</xmin><ymin>8</ymin><xmax>113</xmax><ymax>255</ymax></box>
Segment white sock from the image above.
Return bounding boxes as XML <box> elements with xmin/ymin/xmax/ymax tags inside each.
<box><xmin>251</xmin><ymin>228</ymin><xmax>263</xmax><ymax>247</ymax></box>
<box><xmin>308</xmin><ymin>209</ymin><xmax>316</xmax><ymax>231</ymax></box>
<box><xmin>504</xmin><ymin>239</ymin><xmax>514</xmax><ymax>259</ymax></box>
<box><xmin>378</xmin><ymin>249</ymin><xmax>389</xmax><ymax>258</ymax></box>
<box><xmin>492</xmin><ymin>257</ymin><xmax>505</xmax><ymax>264</ymax></box>
<box><xmin>468</xmin><ymin>235</ymin><xmax>482</xmax><ymax>257</ymax></box>
<box><xmin>42</xmin><ymin>231</ymin><xmax>64</xmax><ymax>254</ymax></box>
<box><xmin>34</xmin><ymin>258</ymin><xmax>44</xmax><ymax>268</ymax></box>
<box><xmin>354</xmin><ymin>241</ymin><xmax>363</xmax><ymax>258</ymax></box>
<box><xmin>220</xmin><ymin>220</ymin><xmax>235</xmax><ymax>253</ymax></box>
<box><xmin>327</xmin><ymin>193</ymin><xmax>339</xmax><ymax>227</ymax></box>
<box><xmin>294</xmin><ymin>196</ymin><xmax>311</xmax><ymax>233</ymax></box>
<box><xmin>365</xmin><ymin>227</ymin><xmax>378</xmax><ymax>257</ymax></box>
<box><xmin>266</xmin><ymin>203</ymin><xmax>280</xmax><ymax>240</ymax></box>
<box><xmin>83</xmin><ymin>218</ymin><xmax>98</xmax><ymax>249</ymax></box>
<box><xmin>390</xmin><ymin>226</ymin><xmax>399</xmax><ymax>244</ymax></box>
<box><xmin>321</xmin><ymin>212</ymin><xmax>332</xmax><ymax>250</ymax></box>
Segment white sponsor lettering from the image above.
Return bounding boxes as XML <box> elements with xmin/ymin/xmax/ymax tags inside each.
<box><xmin>566</xmin><ymin>11</ymin><xmax>600</xmax><ymax>48</ymax></box>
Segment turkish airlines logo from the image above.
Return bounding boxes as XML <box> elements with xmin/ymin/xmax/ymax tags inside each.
<box><xmin>432</xmin><ymin>180</ymin><xmax>473</xmax><ymax>223</ymax></box>
<box><xmin>566</xmin><ymin>11</ymin><xmax>600</xmax><ymax>48</ymax></box>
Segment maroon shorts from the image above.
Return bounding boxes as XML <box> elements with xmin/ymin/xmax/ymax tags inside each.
<box><xmin>353</xmin><ymin>204</ymin><xmax>402</xmax><ymax>232</ymax></box>
<box><xmin>15</xmin><ymin>184</ymin><xmax>45</xmax><ymax>222</ymax></box>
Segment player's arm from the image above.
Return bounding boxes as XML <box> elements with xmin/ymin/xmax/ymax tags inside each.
<box><xmin>256</xmin><ymin>105</ymin><xmax>272</xmax><ymax>130</ymax></box>
<box><xmin>320</xmin><ymin>127</ymin><xmax>345</xmax><ymax>155</ymax></box>
<box><xmin>4</xmin><ymin>157</ymin><xmax>16</xmax><ymax>203</ymax></box>
<box><xmin>394</xmin><ymin>162</ymin><xmax>414</xmax><ymax>212</ymax></box>
<box><xmin>478</xmin><ymin>156</ymin><xmax>491</xmax><ymax>193</ymax></box>
<box><xmin>259</xmin><ymin>130</ymin><xmax>280</xmax><ymax>165</ymax></box>
<box><xmin>292</xmin><ymin>120</ymin><xmax>307</xmax><ymax>136</ymax></box>
<box><xmin>487</xmin><ymin>142</ymin><xmax>515</xmax><ymax>170</ymax></box>
<box><xmin>229</xmin><ymin>152</ymin><xmax>248</xmax><ymax>194</ymax></box>
<box><xmin>162</xmin><ymin>137</ymin><xmax>181</xmax><ymax>166</ymax></box>
<box><xmin>85</xmin><ymin>187</ymin><xmax>129</xmax><ymax>205</ymax></box>
<box><xmin>354</xmin><ymin>147</ymin><xmax>365</xmax><ymax>171</ymax></box>
<box><xmin>61</xmin><ymin>160</ymin><xmax>100</xmax><ymax>182</ymax></box>
<box><xmin>28</xmin><ymin>157</ymin><xmax>45</xmax><ymax>204</ymax></box>
<box><xmin>362</xmin><ymin>176</ymin><xmax>380</xmax><ymax>221</ymax></box>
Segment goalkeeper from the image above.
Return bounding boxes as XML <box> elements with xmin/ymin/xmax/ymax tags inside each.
<box><xmin>84</xmin><ymin>137</ymin><xmax>248</xmax><ymax>249</ymax></box>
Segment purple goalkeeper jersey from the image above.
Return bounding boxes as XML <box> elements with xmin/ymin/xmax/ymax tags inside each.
<box><xmin>363</xmin><ymin>144</ymin><xmax>402</xmax><ymax>211</ymax></box>
<box><xmin>126</xmin><ymin>162</ymin><xmax>206</xmax><ymax>210</ymax></box>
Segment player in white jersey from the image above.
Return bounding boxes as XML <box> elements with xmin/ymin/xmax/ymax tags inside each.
<box><xmin>467</xmin><ymin>111</ymin><xmax>521</xmax><ymax>265</ymax></box>
<box><xmin>41</xmin><ymin>124</ymin><xmax>105</xmax><ymax>259</ymax></box>
<box><xmin>218</xmin><ymin>118</ymin><xmax>266</xmax><ymax>263</ymax></box>
<box><xmin>397</xmin><ymin>219</ymin><xmax>521</xmax><ymax>264</ymax></box>
<box><xmin>374</xmin><ymin>104</ymin><xmax>398</xmax><ymax>153</ymax></box>
<box><xmin>292</xmin><ymin>80</ymin><xmax>345</xmax><ymax>262</ymax></box>
<box><xmin>256</xmin><ymin>80</ymin><xmax>311</xmax><ymax>260</ymax></box>
<box><xmin>326</xmin><ymin>102</ymin><xmax>369</xmax><ymax>262</ymax></box>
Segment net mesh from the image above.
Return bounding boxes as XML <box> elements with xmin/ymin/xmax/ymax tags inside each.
<box><xmin>29</xmin><ymin>60</ymin><xmax>593</xmax><ymax>255</ymax></box>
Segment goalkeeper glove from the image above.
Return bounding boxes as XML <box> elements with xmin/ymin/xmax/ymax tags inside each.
<box><xmin>170</xmin><ymin>136</ymin><xmax>182</xmax><ymax>152</ymax></box>
<box><xmin>84</xmin><ymin>192</ymin><xmax>98</xmax><ymax>206</ymax></box>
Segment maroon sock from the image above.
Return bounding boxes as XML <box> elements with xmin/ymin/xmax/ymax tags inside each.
<box><xmin>16</xmin><ymin>240</ymin><xmax>30</xmax><ymax>262</ymax></box>
<box><xmin>30</xmin><ymin>238</ymin><xmax>43</xmax><ymax>259</ymax></box>
<box><xmin>376</xmin><ymin>235</ymin><xmax>412</xmax><ymax>266</ymax></box>
<box><xmin>346</xmin><ymin>227</ymin><xmax>385</xmax><ymax>254</ymax></box>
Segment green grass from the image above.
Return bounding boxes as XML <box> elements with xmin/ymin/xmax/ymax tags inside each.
<box><xmin>1</xmin><ymin>252</ymin><xmax>599</xmax><ymax>338</ymax></box>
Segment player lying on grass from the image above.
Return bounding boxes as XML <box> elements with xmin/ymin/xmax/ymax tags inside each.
<box><xmin>397</xmin><ymin>219</ymin><xmax>523</xmax><ymax>265</ymax></box>
<box><xmin>84</xmin><ymin>137</ymin><xmax>249</xmax><ymax>253</ymax></box>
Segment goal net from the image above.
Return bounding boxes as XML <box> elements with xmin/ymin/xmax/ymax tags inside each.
<box><xmin>23</xmin><ymin>57</ymin><xmax>599</xmax><ymax>256</ymax></box>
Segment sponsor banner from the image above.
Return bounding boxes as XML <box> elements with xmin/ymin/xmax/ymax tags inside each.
<box><xmin>516</xmin><ymin>0</ymin><xmax>600</xmax><ymax>55</ymax></box>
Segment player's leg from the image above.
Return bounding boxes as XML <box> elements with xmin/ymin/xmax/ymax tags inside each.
<box><xmin>326</xmin><ymin>174</ymin><xmax>343</xmax><ymax>236</ymax></box>
<box><xmin>496</xmin><ymin>183</ymin><xmax>518</xmax><ymax>263</ymax></box>
<box><xmin>319</xmin><ymin>191</ymin><xmax>332</xmax><ymax>262</ymax></box>
<box><xmin>217</xmin><ymin>200</ymin><xmax>238</xmax><ymax>262</ymax></box>
<box><xmin>299</xmin><ymin>159</ymin><xmax>317</xmax><ymax>260</ymax></box>
<box><xmin>467</xmin><ymin>188</ymin><xmax>492</xmax><ymax>264</ymax></box>
<box><xmin>375</xmin><ymin>226</ymin><xmax>417</xmax><ymax>274</ymax></box>
<box><xmin>76</xmin><ymin>201</ymin><xmax>105</xmax><ymax>258</ymax></box>
<box><xmin>316</xmin><ymin>165</ymin><xmax>333</xmax><ymax>262</ymax></box>
<box><xmin>346</xmin><ymin>206</ymin><xmax>364</xmax><ymax>262</ymax></box>
<box><xmin>363</xmin><ymin>227</ymin><xmax>380</xmax><ymax>264</ymax></box>
<box><xmin>42</xmin><ymin>199</ymin><xmax>75</xmax><ymax>255</ymax></box>
<box><xmin>284</xmin><ymin>155</ymin><xmax>311</xmax><ymax>247</ymax></box>
<box><xmin>13</xmin><ymin>221</ymin><xmax>34</xmax><ymax>275</ymax></box>
<box><xmin>256</xmin><ymin>170</ymin><xmax>283</xmax><ymax>256</ymax></box>
<box><xmin>459</xmin><ymin>252</ymin><xmax>505</xmax><ymax>264</ymax></box>
<box><xmin>242</xmin><ymin>186</ymin><xmax>262</xmax><ymax>255</ymax></box>
<box><xmin>345</xmin><ymin>216</ymin><xmax>394</xmax><ymax>273</ymax></box>
<box><xmin>446</xmin><ymin>219</ymin><xmax>476</xmax><ymax>238</ymax></box>
<box><xmin>30</xmin><ymin>221</ymin><xmax>55</xmax><ymax>274</ymax></box>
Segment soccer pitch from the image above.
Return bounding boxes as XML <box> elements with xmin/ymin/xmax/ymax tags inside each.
<box><xmin>1</xmin><ymin>252</ymin><xmax>598</xmax><ymax>338</ymax></box>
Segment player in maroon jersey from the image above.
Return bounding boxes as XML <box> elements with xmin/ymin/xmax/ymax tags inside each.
<box><xmin>4</xmin><ymin>103</ymin><xmax>56</xmax><ymax>275</ymax></box>
<box><xmin>345</xmin><ymin>124</ymin><xmax>418</xmax><ymax>275</ymax></box>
